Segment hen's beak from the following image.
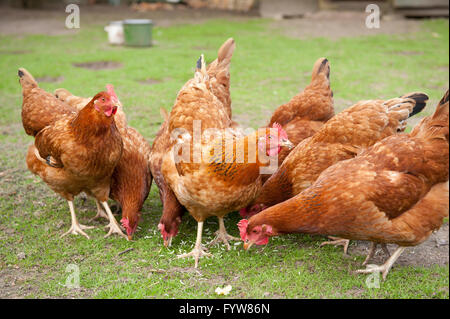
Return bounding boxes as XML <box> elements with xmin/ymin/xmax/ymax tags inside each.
<box><xmin>280</xmin><ymin>138</ymin><xmax>294</xmax><ymax>149</ymax></box>
<box><xmin>127</xmin><ymin>234</ymin><xmax>132</xmax><ymax>241</ymax></box>
<box><xmin>243</xmin><ymin>240</ymin><xmax>254</xmax><ymax>251</ymax></box>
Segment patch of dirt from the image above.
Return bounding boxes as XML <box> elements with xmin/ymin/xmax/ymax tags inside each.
<box><xmin>0</xmin><ymin>4</ymin><xmax>256</xmax><ymax>36</ymax></box>
<box><xmin>0</xmin><ymin>50</ymin><xmax>32</xmax><ymax>55</ymax></box>
<box><xmin>391</xmin><ymin>50</ymin><xmax>424</xmax><ymax>56</ymax></box>
<box><xmin>349</xmin><ymin>223</ymin><xmax>449</xmax><ymax>267</ymax></box>
<box><xmin>35</xmin><ymin>76</ymin><xmax>64</xmax><ymax>83</ymax></box>
<box><xmin>139</xmin><ymin>78</ymin><xmax>165</xmax><ymax>85</ymax></box>
<box><xmin>0</xmin><ymin>266</ymin><xmax>45</xmax><ymax>298</ymax></box>
<box><xmin>73</xmin><ymin>61</ymin><xmax>123</xmax><ymax>70</ymax></box>
<box><xmin>271</xmin><ymin>11</ymin><xmax>422</xmax><ymax>40</ymax></box>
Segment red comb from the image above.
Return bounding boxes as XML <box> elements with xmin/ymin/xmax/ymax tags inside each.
<box><xmin>237</xmin><ymin>219</ymin><xmax>249</xmax><ymax>241</ymax></box>
<box><xmin>272</xmin><ymin>122</ymin><xmax>288</xmax><ymax>140</ymax></box>
<box><xmin>272</xmin><ymin>122</ymin><xmax>282</xmax><ymax>130</ymax></box>
<box><xmin>120</xmin><ymin>217</ymin><xmax>130</xmax><ymax>232</ymax></box>
<box><xmin>158</xmin><ymin>223</ymin><xmax>168</xmax><ymax>240</ymax></box>
<box><xmin>106</xmin><ymin>84</ymin><xmax>118</xmax><ymax>99</ymax></box>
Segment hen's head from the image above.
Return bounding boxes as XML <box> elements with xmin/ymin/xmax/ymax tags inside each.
<box><xmin>158</xmin><ymin>216</ymin><xmax>182</xmax><ymax>247</ymax></box>
<box><xmin>92</xmin><ymin>91</ymin><xmax>118</xmax><ymax>117</ymax></box>
<box><xmin>238</xmin><ymin>219</ymin><xmax>274</xmax><ymax>250</ymax></box>
<box><xmin>120</xmin><ymin>216</ymin><xmax>139</xmax><ymax>240</ymax></box>
<box><xmin>106</xmin><ymin>84</ymin><xmax>120</xmax><ymax>106</ymax></box>
<box><xmin>258</xmin><ymin>123</ymin><xmax>293</xmax><ymax>156</ymax></box>
<box><xmin>239</xmin><ymin>203</ymin><xmax>267</xmax><ymax>218</ymax></box>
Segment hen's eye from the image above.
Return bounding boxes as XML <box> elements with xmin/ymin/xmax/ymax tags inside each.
<box><xmin>102</xmin><ymin>98</ymin><xmax>105</xmax><ymax>102</ymax></box>
<box><xmin>252</xmin><ymin>230</ymin><xmax>257</xmax><ymax>233</ymax></box>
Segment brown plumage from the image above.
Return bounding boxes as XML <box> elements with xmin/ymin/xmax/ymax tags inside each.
<box><xmin>19</xmin><ymin>68</ymin><xmax>75</xmax><ymax>136</ymax></box>
<box><xmin>54</xmin><ymin>86</ymin><xmax>152</xmax><ymax>240</ymax></box>
<box><xmin>112</xmin><ymin>126</ymin><xmax>152</xmax><ymax>240</ymax></box>
<box><xmin>243</xmin><ymin>92</ymin><xmax>429</xmax><ymax>218</ymax></box>
<box><xmin>239</xmin><ymin>90</ymin><xmax>449</xmax><ymax>280</ymax></box>
<box><xmin>152</xmin><ymin>38</ymin><xmax>237</xmax><ymax>248</ymax></box>
<box><xmin>161</xmin><ymin>46</ymin><xmax>293</xmax><ymax>267</ymax></box>
<box><xmin>265</xmin><ymin>57</ymin><xmax>334</xmax><ymax>170</ymax></box>
<box><xmin>54</xmin><ymin>85</ymin><xmax>127</xmax><ymax>131</ymax></box>
<box><xmin>150</xmin><ymin>108</ymin><xmax>185</xmax><ymax>247</ymax></box>
<box><xmin>24</xmin><ymin>88</ymin><xmax>124</xmax><ymax>239</ymax></box>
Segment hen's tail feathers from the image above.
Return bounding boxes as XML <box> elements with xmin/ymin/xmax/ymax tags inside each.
<box><xmin>401</xmin><ymin>92</ymin><xmax>429</xmax><ymax>117</ymax></box>
<box><xmin>311</xmin><ymin>58</ymin><xmax>330</xmax><ymax>82</ymax></box>
<box><xmin>411</xmin><ymin>90</ymin><xmax>449</xmax><ymax>141</ymax></box>
<box><xmin>194</xmin><ymin>54</ymin><xmax>208</xmax><ymax>83</ymax></box>
<box><xmin>160</xmin><ymin>107</ymin><xmax>169</xmax><ymax>122</ymax></box>
<box><xmin>18</xmin><ymin>68</ymin><xmax>38</xmax><ymax>91</ymax></box>
<box><xmin>206</xmin><ymin>38</ymin><xmax>235</xmax><ymax>78</ymax></box>
<box><xmin>217</xmin><ymin>38</ymin><xmax>235</xmax><ymax>67</ymax></box>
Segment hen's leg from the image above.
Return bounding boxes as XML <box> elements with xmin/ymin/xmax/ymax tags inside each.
<box><xmin>90</xmin><ymin>199</ymin><xmax>109</xmax><ymax>221</ymax></box>
<box><xmin>362</xmin><ymin>243</ymin><xmax>377</xmax><ymax>266</ymax></box>
<box><xmin>209</xmin><ymin>217</ymin><xmax>239</xmax><ymax>250</ymax></box>
<box><xmin>356</xmin><ymin>247</ymin><xmax>406</xmax><ymax>280</ymax></box>
<box><xmin>101</xmin><ymin>201</ymin><xmax>127</xmax><ymax>239</ymax></box>
<box><xmin>61</xmin><ymin>201</ymin><xmax>94</xmax><ymax>239</ymax></box>
<box><xmin>178</xmin><ymin>221</ymin><xmax>211</xmax><ymax>268</ymax></box>
<box><xmin>362</xmin><ymin>243</ymin><xmax>390</xmax><ymax>266</ymax></box>
<box><xmin>320</xmin><ymin>236</ymin><xmax>350</xmax><ymax>255</ymax></box>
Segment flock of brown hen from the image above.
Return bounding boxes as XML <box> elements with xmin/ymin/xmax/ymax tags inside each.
<box><xmin>19</xmin><ymin>38</ymin><xmax>448</xmax><ymax>279</ymax></box>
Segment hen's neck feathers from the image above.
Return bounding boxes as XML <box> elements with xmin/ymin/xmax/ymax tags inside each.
<box><xmin>250</xmin><ymin>190</ymin><xmax>324</xmax><ymax>235</ymax></box>
<box><xmin>71</xmin><ymin>102</ymin><xmax>116</xmax><ymax>141</ymax></box>
<box><xmin>206</xmin><ymin>129</ymin><xmax>273</xmax><ymax>182</ymax></box>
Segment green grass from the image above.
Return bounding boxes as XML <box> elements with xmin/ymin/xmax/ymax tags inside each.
<box><xmin>0</xmin><ymin>18</ymin><xmax>448</xmax><ymax>298</ymax></box>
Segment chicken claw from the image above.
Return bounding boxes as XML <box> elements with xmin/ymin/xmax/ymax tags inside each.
<box><xmin>362</xmin><ymin>242</ymin><xmax>390</xmax><ymax>266</ymax></box>
<box><xmin>177</xmin><ymin>221</ymin><xmax>211</xmax><ymax>268</ymax></box>
<box><xmin>178</xmin><ymin>246</ymin><xmax>212</xmax><ymax>269</ymax></box>
<box><xmin>89</xmin><ymin>200</ymin><xmax>109</xmax><ymax>222</ymax></box>
<box><xmin>320</xmin><ymin>236</ymin><xmax>350</xmax><ymax>255</ymax></box>
<box><xmin>209</xmin><ymin>217</ymin><xmax>239</xmax><ymax>250</ymax></box>
<box><xmin>101</xmin><ymin>201</ymin><xmax>127</xmax><ymax>239</ymax></box>
<box><xmin>356</xmin><ymin>247</ymin><xmax>406</xmax><ymax>280</ymax></box>
<box><xmin>61</xmin><ymin>200</ymin><xmax>94</xmax><ymax>239</ymax></box>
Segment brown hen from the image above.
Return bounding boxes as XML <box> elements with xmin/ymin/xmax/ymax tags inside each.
<box><xmin>23</xmin><ymin>80</ymin><xmax>124</xmax><ymax>239</ymax></box>
<box><xmin>239</xmin><ymin>90</ymin><xmax>449</xmax><ymax>280</ymax></box>
<box><xmin>151</xmin><ymin>38</ymin><xmax>237</xmax><ymax>248</ymax></box>
<box><xmin>54</xmin><ymin>85</ymin><xmax>152</xmax><ymax>240</ymax></box>
<box><xmin>265</xmin><ymin>57</ymin><xmax>334</xmax><ymax>171</ymax></box>
<box><xmin>161</xmin><ymin>52</ymin><xmax>293</xmax><ymax>267</ymax></box>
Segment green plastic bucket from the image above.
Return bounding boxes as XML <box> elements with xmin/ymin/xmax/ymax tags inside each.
<box><xmin>123</xmin><ymin>19</ymin><xmax>153</xmax><ymax>47</ymax></box>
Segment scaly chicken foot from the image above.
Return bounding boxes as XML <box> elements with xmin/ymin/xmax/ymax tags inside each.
<box><xmin>61</xmin><ymin>200</ymin><xmax>94</xmax><ymax>239</ymax></box>
<box><xmin>89</xmin><ymin>200</ymin><xmax>109</xmax><ymax>221</ymax></box>
<box><xmin>101</xmin><ymin>201</ymin><xmax>127</xmax><ymax>239</ymax></box>
<box><xmin>319</xmin><ymin>236</ymin><xmax>350</xmax><ymax>255</ymax></box>
<box><xmin>356</xmin><ymin>246</ymin><xmax>406</xmax><ymax>280</ymax></box>
<box><xmin>177</xmin><ymin>221</ymin><xmax>211</xmax><ymax>268</ymax></box>
<box><xmin>209</xmin><ymin>217</ymin><xmax>240</xmax><ymax>250</ymax></box>
<box><xmin>362</xmin><ymin>243</ymin><xmax>390</xmax><ymax>266</ymax></box>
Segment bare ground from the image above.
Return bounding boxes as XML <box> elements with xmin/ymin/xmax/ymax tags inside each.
<box><xmin>0</xmin><ymin>4</ymin><xmax>257</xmax><ymax>36</ymax></box>
<box><xmin>0</xmin><ymin>4</ymin><xmax>424</xmax><ymax>39</ymax></box>
<box><xmin>349</xmin><ymin>223</ymin><xmax>449</xmax><ymax>268</ymax></box>
<box><xmin>270</xmin><ymin>11</ymin><xmax>422</xmax><ymax>39</ymax></box>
